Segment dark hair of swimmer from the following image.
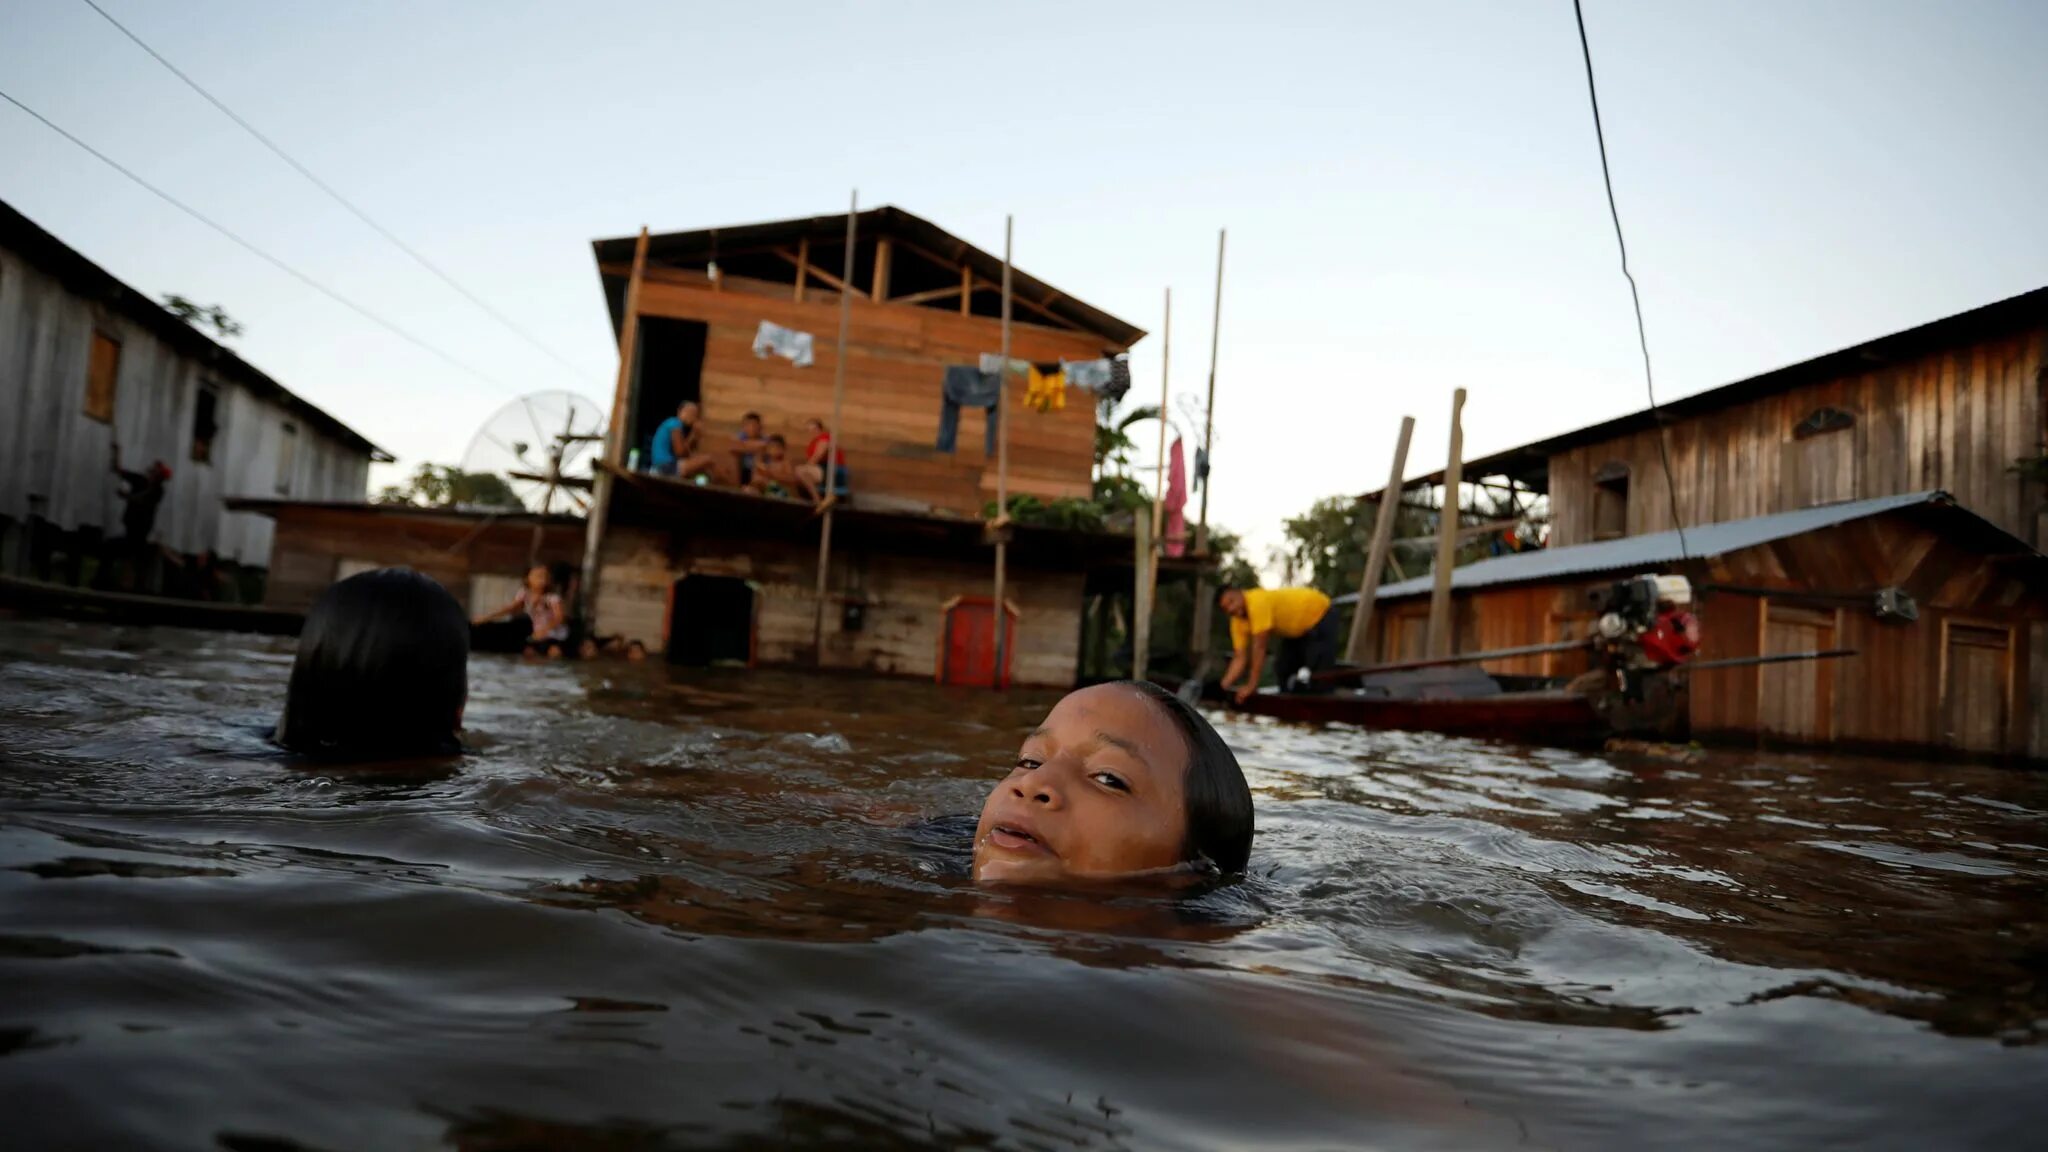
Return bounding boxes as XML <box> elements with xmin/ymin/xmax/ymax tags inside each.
<box><xmin>275</xmin><ymin>568</ymin><xmax>469</xmax><ymax>760</ymax></box>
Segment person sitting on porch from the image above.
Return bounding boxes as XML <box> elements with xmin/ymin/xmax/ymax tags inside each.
<box><xmin>1217</xmin><ymin>585</ymin><xmax>1337</xmax><ymax>704</ymax></box>
<box><xmin>747</xmin><ymin>434</ymin><xmax>803</xmax><ymax>500</ymax></box>
<box><xmin>723</xmin><ymin>412</ymin><xmax>772</xmax><ymax>487</ymax></box>
<box><xmin>649</xmin><ymin>400</ymin><xmax>716</xmax><ymax>481</ymax></box>
<box><xmin>971</xmin><ymin>680</ymin><xmax>1253</xmax><ymax>887</ymax></box>
<box><xmin>798</xmin><ymin>418</ymin><xmax>851</xmax><ymax>505</ymax></box>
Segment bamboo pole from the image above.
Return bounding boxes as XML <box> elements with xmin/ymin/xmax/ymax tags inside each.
<box><xmin>990</xmin><ymin>215</ymin><xmax>1013</xmax><ymax>688</ymax></box>
<box><xmin>1345</xmin><ymin>416</ymin><xmax>1414</xmax><ymax>664</ymax></box>
<box><xmin>1189</xmin><ymin>229</ymin><xmax>1226</xmax><ymax>659</ymax></box>
<box><xmin>1133</xmin><ymin>512</ymin><xmax>1153</xmax><ymax>680</ymax></box>
<box><xmin>1136</xmin><ymin>287</ymin><xmax>1172</xmax><ymax>680</ymax></box>
<box><xmin>579</xmin><ymin>226</ymin><xmax>649</xmax><ymax>631</ymax></box>
<box><xmin>812</xmin><ymin>192</ymin><xmax>857</xmax><ymax>665</ymax></box>
<box><xmin>1426</xmin><ymin>388</ymin><xmax>1467</xmax><ymax>659</ymax></box>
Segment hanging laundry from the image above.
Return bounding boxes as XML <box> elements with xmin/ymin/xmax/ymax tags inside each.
<box><xmin>1193</xmin><ymin>445</ymin><xmax>1210</xmax><ymax>492</ymax></box>
<box><xmin>936</xmin><ymin>365</ymin><xmax>1001</xmax><ymax>456</ymax></box>
<box><xmin>979</xmin><ymin>353</ymin><xmax>1029</xmax><ymax>377</ymax></box>
<box><xmin>1063</xmin><ymin>358</ymin><xmax>1115</xmax><ymax>392</ymax></box>
<box><xmin>1105</xmin><ymin>355</ymin><xmax>1132</xmax><ymax>405</ymax></box>
<box><xmin>1025</xmin><ymin>363</ymin><xmax>1066</xmax><ymax>413</ymax></box>
<box><xmin>752</xmin><ymin>320</ymin><xmax>815</xmax><ymax>367</ymax></box>
<box><xmin>1164</xmin><ymin>437</ymin><xmax>1189</xmax><ymax>556</ymax></box>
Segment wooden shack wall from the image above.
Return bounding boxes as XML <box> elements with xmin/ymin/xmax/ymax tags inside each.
<box><xmin>1371</xmin><ymin>509</ymin><xmax>2048</xmax><ymax>759</ymax></box>
<box><xmin>1545</xmin><ymin>326</ymin><xmax>2048</xmax><ymax>549</ymax></box>
<box><xmin>595</xmin><ymin>525</ymin><xmax>1085</xmax><ymax>686</ymax></box>
<box><xmin>261</xmin><ymin>506</ymin><xmax>585</xmax><ymax>613</ymax></box>
<box><xmin>1690</xmin><ymin>513</ymin><xmax>2047</xmax><ymax>758</ymax></box>
<box><xmin>627</xmin><ymin>268</ymin><xmax>1108</xmax><ymax>516</ymax></box>
<box><xmin>0</xmin><ymin>243</ymin><xmax>371</xmax><ymax>567</ymax></box>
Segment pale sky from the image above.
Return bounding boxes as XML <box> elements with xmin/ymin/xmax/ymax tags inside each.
<box><xmin>5</xmin><ymin>0</ymin><xmax>2044</xmax><ymax>572</ymax></box>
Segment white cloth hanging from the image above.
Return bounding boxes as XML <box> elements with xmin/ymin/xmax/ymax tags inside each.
<box><xmin>753</xmin><ymin>320</ymin><xmax>815</xmax><ymax>368</ymax></box>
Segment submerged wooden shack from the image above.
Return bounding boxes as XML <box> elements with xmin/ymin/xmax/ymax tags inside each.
<box><xmin>1355</xmin><ymin>492</ymin><xmax>2048</xmax><ymax>761</ymax></box>
<box><xmin>229</xmin><ymin>498</ymin><xmax>586</xmax><ymax>618</ymax></box>
<box><xmin>585</xmin><ymin>207</ymin><xmax>1149</xmax><ymax>686</ymax></box>
<box><xmin>0</xmin><ymin>198</ymin><xmax>386</xmax><ymax>592</ymax></box>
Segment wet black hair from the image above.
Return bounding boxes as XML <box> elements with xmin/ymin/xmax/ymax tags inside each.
<box><xmin>741</xmin><ymin>411</ymin><xmax>762</xmax><ymax>424</ymax></box>
<box><xmin>1122</xmin><ymin>679</ymin><xmax>1254</xmax><ymax>873</ymax></box>
<box><xmin>275</xmin><ymin>568</ymin><xmax>469</xmax><ymax>761</ymax></box>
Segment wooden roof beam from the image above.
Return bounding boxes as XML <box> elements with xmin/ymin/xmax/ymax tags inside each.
<box><xmin>773</xmin><ymin>246</ymin><xmax>860</xmax><ymax>299</ymax></box>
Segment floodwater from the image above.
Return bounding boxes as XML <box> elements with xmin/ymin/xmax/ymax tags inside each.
<box><xmin>2</xmin><ymin>620</ymin><xmax>2045</xmax><ymax>1151</ymax></box>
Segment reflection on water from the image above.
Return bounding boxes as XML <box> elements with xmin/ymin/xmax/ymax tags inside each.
<box><xmin>2</xmin><ymin>619</ymin><xmax>2045</xmax><ymax>1150</ymax></box>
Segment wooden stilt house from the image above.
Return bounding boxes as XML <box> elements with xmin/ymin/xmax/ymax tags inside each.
<box><xmin>585</xmin><ymin>207</ymin><xmax>1147</xmax><ymax>686</ymax></box>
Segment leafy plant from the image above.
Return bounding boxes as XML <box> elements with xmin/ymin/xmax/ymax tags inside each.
<box><xmin>160</xmin><ymin>294</ymin><xmax>245</xmax><ymax>340</ymax></box>
<box><xmin>376</xmin><ymin>464</ymin><xmax>525</xmax><ymax>509</ymax></box>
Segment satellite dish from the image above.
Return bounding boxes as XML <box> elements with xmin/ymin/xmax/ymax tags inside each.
<box><xmin>459</xmin><ymin>390</ymin><xmax>607</xmax><ymax>517</ymax></box>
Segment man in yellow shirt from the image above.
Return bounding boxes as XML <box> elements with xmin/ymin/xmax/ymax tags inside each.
<box><xmin>1217</xmin><ymin>585</ymin><xmax>1337</xmax><ymax>704</ymax></box>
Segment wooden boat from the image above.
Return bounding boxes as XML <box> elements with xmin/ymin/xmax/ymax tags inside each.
<box><xmin>1178</xmin><ymin>663</ymin><xmax>1670</xmax><ymax>749</ymax></box>
<box><xmin>0</xmin><ymin>575</ymin><xmax>301</xmax><ymax>635</ymax></box>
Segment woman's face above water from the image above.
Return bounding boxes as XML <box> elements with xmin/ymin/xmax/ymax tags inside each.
<box><xmin>973</xmin><ymin>684</ymin><xmax>1189</xmax><ymax>886</ymax></box>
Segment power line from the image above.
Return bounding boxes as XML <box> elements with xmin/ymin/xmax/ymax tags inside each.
<box><xmin>0</xmin><ymin>86</ymin><xmax>518</xmax><ymax>395</ymax></box>
<box><xmin>78</xmin><ymin>0</ymin><xmax>594</xmax><ymax>383</ymax></box>
<box><xmin>1571</xmin><ymin>0</ymin><xmax>1690</xmax><ymax>560</ymax></box>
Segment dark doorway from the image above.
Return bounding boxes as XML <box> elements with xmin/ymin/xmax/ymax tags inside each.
<box><xmin>633</xmin><ymin>318</ymin><xmax>708</xmax><ymax>466</ymax></box>
<box><xmin>668</xmin><ymin>575</ymin><xmax>755</xmax><ymax>666</ymax></box>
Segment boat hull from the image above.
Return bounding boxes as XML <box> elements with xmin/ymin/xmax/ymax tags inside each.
<box><xmin>1231</xmin><ymin>687</ymin><xmax>1612</xmax><ymax>747</ymax></box>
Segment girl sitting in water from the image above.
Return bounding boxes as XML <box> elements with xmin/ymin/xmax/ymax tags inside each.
<box><xmin>472</xmin><ymin>564</ymin><xmax>569</xmax><ymax>658</ymax></box>
<box><xmin>972</xmin><ymin>680</ymin><xmax>1253</xmax><ymax>887</ymax></box>
<box><xmin>275</xmin><ymin>568</ymin><xmax>469</xmax><ymax>761</ymax></box>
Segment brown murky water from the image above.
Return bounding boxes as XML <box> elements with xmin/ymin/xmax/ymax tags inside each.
<box><xmin>2</xmin><ymin>618</ymin><xmax>2045</xmax><ymax>1150</ymax></box>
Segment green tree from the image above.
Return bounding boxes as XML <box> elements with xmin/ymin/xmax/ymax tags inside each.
<box><xmin>375</xmin><ymin>464</ymin><xmax>525</xmax><ymax>509</ymax></box>
<box><xmin>160</xmin><ymin>294</ymin><xmax>245</xmax><ymax>341</ymax></box>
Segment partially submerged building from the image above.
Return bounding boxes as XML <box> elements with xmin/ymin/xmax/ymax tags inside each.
<box><xmin>586</xmin><ymin>207</ymin><xmax>1150</xmax><ymax>686</ymax></box>
<box><xmin>228</xmin><ymin>498</ymin><xmax>586</xmax><ymax>618</ymax></box>
<box><xmin>1353</xmin><ymin>492</ymin><xmax>2048</xmax><ymax>762</ymax></box>
<box><xmin>1358</xmin><ymin>286</ymin><xmax>2048</xmax><ymax>762</ymax></box>
<box><xmin>0</xmin><ymin>199</ymin><xmax>386</xmax><ymax>592</ymax></box>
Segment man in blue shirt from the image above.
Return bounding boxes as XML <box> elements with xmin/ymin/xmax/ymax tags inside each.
<box><xmin>647</xmin><ymin>400</ymin><xmax>714</xmax><ymax>480</ymax></box>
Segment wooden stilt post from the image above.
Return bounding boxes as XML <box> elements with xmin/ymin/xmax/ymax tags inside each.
<box><xmin>1137</xmin><ymin>287</ymin><xmax>1171</xmax><ymax>682</ymax></box>
<box><xmin>812</xmin><ymin>192</ymin><xmax>858</xmax><ymax>665</ymax></box>
<box><xmin>1133</xmin><ymin>512</ymin><xmax>1153</xmax><ymax>679</ymax></box>
<box><xmin>1189</xmin><ymin>229</ymin><xmax>1226</xmax><ymax>660</ymax></box>
<box><xmin>579</xmin><ymin>226</ymin><xmax>649</xmax><ymax>634</ymax></box>
<box><xmin>1426</xmin><ymin>388</ymin><xmax>1467</xmax><ymax>659</ymax></box>
<box><xmin>793</xmin><ymin>236</ymin><xmax>809</xmax><ymax>303</ymax></box>
<box><xmin>1346</xmin><ymin>416</ymin><xmax>1415</xmax><ymax>664</ymax></box>
<box><xmin>990</xmin><ymin>216</ymin><xmax>1013</xmax><ymax>689</ymax></box>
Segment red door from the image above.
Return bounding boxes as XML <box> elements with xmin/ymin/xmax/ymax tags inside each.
<box><xmin>941</xmin><ymin>597</ymin><xmax>1016</xmax><ymax>688</ymax></box>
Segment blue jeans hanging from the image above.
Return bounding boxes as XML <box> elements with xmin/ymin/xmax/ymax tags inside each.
<box><xmin>936</xmin><ymin>366</ymin><xmax>1001</xmax><ymax>455</ymax></box>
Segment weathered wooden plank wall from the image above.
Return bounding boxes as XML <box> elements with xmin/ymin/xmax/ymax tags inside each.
<box><xmin>0</xmin><ymin>245</ymin><xmax>371</xmax><ymax>567</ymax></box>
<box><xmin>625</xmin><ymin>267</ymin><xmax>1109</xmax><ymax>515</ymax></box>
<box><xmin>595</xmin><ymin>524</ymin><xmax>1085</xmax><ymax>686</ymax></box>
<box><xmin>1381</xmin><ymin>509</ymin><xmax>2047</xmax><ymax>758</ymax></box>
<box><xmin>260</xmin><ymin>507</ymin><xmax>585</xmax><ymax>613</ymax></box>
<box><xmin>1545</xmin><ymin>326</ymin><xmax>2048</xmax><ymax>549</ymax></box>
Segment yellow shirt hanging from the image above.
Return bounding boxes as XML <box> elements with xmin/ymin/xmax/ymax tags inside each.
<box><xmin>1025</xmin><ymin>365</ymin><xmax>1066</xmax><ymax>413</ymax></box>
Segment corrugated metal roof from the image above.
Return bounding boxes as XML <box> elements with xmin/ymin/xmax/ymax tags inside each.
<box><xmin>1341</xmin><ymin>490</ymin><xmax>1997</xmax><ymax>603</ymax></box>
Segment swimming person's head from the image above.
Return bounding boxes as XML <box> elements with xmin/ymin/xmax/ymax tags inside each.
<box><xmin>973</xmin><ymin>681</ymin><xmax>1252</xmax><ymax>887</ymax></box>
<box><xmin>275</xmin><ymin>568</ymin><xmax>469</xmax><ymax>761</ymax></box>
